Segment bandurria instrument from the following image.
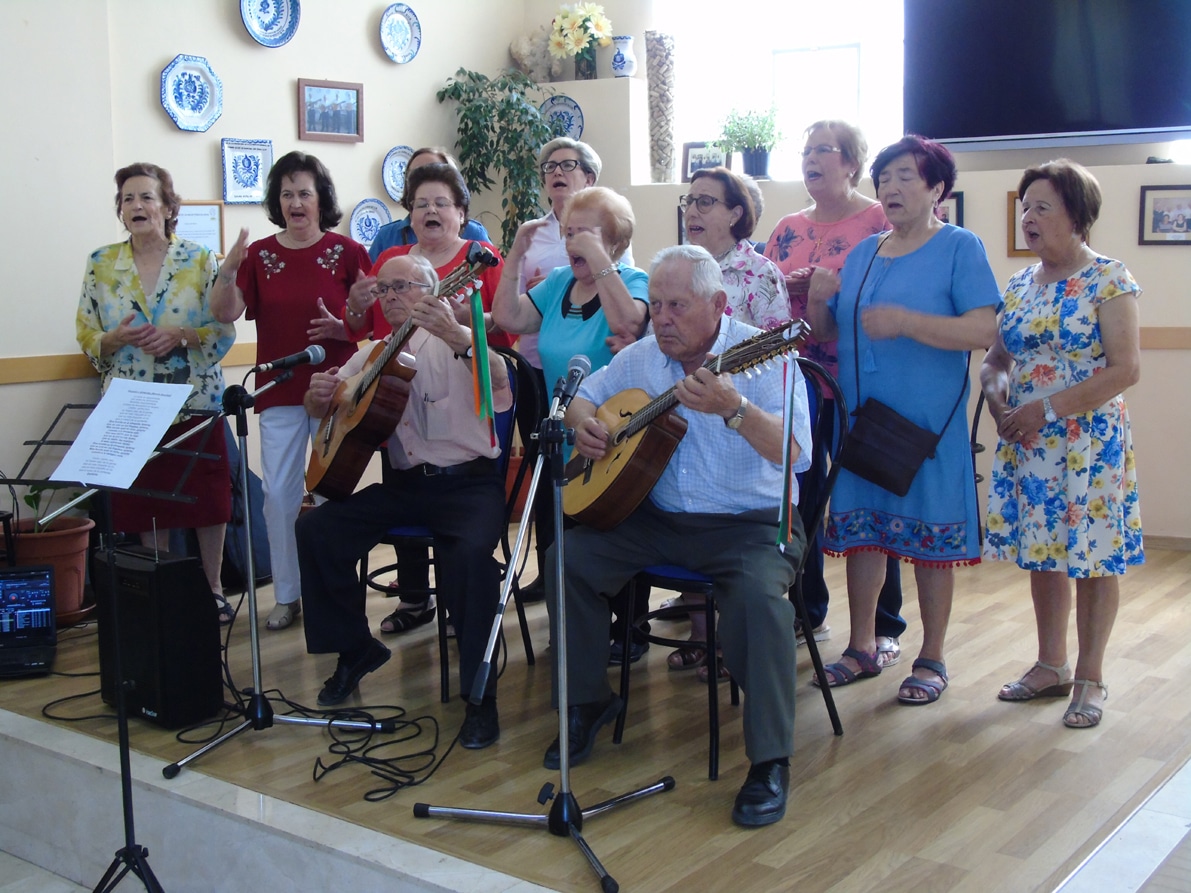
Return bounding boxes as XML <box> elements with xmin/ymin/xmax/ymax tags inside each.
<box><xmin>306</xmin><ymin>244</ymin><xmax>498</xmax><ymax>499</ymax></box>
<box><xmin>562</xmin><ymin>319</ymin><xmax>809</xmax><ymax>530</ymax></box>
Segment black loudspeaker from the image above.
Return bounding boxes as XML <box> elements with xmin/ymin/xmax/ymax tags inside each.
<box><xmin>94</xmin><ymin>546</ymin><xmax>223</xmax><ymax>729</ymax></box>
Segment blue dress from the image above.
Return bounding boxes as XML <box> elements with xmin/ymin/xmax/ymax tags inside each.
<box><xmin>823</xmin><ymin>225</ymin><xmax>1000</xmax><ymax>565</ymax></box>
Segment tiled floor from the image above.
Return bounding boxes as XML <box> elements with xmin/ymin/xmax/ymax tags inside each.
<box><xmin>1056</xmin><ymin>755</ymin><xmax>1191</xmax><ymax>893</ymax></box>
<box><xmin>0</xmin><ymin>851</ymin><xmax>88</xmax><ymax>892</ymax></box>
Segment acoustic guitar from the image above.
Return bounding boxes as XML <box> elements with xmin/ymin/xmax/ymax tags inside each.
<box><xmin>305</xmin><ymin>245</ymin><xmax>499</xmax><ymax>500</ymax></box>
<box><xmin>562</xmin><ymin>319</ymin><xmax>809</xmax><ymax>530</ymax></box>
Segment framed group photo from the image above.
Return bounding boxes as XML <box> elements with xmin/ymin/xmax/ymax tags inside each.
<box><xmin>1007</xmin><ymin>192</ymin><xmax>1032</xmax><ymax>257</ymax></box>
<box><xmin>936</xmin><ymin>191</ymin><xmax>964</xmax><ymax>228</ymax></box>
<box><xmin>298</xmin><ymin>78</ymin><xmax>363</xmax><ymax>143</ymax></box>
<box><xmin>681</xmin><ymin>141</ymin><xmax>730</xmax><ymax>183</ymax></box>
<box><xmin>1138</xmin><ymin>185</ymin><xmax>1191</xmax><ymax>244</ymax></box>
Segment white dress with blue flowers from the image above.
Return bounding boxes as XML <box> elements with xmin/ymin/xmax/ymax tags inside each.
<box><xmin>983</xmin><ymin>257</ymin><xmax>1144</xmax><ymax>577</ymax></box>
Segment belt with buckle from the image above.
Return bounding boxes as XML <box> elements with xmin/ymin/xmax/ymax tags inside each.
<box><xmin>404</xmin><ymin>457</ymin><xmax>496</xmax><ymax>477</ymax></box>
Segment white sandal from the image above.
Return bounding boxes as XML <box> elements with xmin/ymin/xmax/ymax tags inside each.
<box><xmin>876</xmin><ymin>636</ymin><xmax>901</xmax><ymax>668</ymax></box>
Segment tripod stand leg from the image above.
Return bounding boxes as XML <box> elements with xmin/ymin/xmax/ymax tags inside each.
<box><xmin>567</xmin><ymin>825</ymin><xmax>619</xmax><ymax>893</ymax></box>
<box><xmin>163</xmin><ymin>717</ymin><xmax>253</xmax><ymax>778</ymax></box>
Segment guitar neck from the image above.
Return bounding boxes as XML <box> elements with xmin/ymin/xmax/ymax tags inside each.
<box><xmin>351</xmin><ymin>317</ymin><xmax>417</xmax><ymax>402</ymax></box>
<box><xmin>611</xmin><ymin>320</ymin><xmax>808</xmax><ymax>443</ymax></box>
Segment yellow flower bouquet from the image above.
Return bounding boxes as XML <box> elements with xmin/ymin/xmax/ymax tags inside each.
<box><xmin>547</xmin><ymin>3</ymin><xmax>613</xmax><ymax>79</ymax></box>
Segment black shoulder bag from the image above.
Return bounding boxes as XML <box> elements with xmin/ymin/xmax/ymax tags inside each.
<box><xmin>836</xmin><ymin>237</ymin><xmax>968</xmax><ymax>497</ymax></box>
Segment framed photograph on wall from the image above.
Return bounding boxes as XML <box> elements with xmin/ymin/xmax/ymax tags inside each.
<box><xmin>297</xmin><ymin>79</ymin><xmax>363</xmax><ymax>142</ymax></box>
<box><xmin>1138</xmin><ymin>185</ymin><xmax>1191</xmax><ymax>244</ymax></box>
<box><xmin>936</xmin><ymin>191</ymin><xmax>964</xmax><ymax>228</ymax></box>
<box><xmin>1007</xmin><ymin>192</ymin><xmax>1032</xmax><ymax>257</ymax></box>
<box><xmin>681</xmin><ymin>142</ymin><xmax>729</xmax><ymax>183</ymax></box>
<box><xmin>175</xmin><ymin>201</ymin><xmax>224</xmax><ymax>256</ymax></box>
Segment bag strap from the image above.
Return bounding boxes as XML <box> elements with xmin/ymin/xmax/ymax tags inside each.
<box><xmin>849</xmin><ymin>233</ymin><xmax>968</xmax><ymax>438</ymax></box>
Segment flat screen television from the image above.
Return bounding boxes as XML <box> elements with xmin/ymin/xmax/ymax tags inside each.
<box><xmin>903</xmin><ymin>0</ymin><xmax>1191</xmax><ymax>149</ymax></box>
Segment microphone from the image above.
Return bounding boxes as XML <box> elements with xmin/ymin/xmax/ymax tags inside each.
<box><xmin>253</xmin><ymin>344</ymin><xmax>327</xmax><ymax>373</ymax></box>
<box><xmin>552</xmin><ymin>354</ymin><xmax>592</xmax><ymax>416</ymax></box>
<box><xmin>466</xmin><ymin>241</ymin><xmax>500</xmax><ymax>268</ymax></box>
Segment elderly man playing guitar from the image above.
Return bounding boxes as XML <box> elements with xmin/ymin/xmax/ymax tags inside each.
<box><xmin>296</xmin><ymin>252</ymin><xmax>511</xmax><ymax>749</ymax></box>
<box><xmin>544</xmin><ymin>244</ymin><xmax>812</xmax><ymax>827</ymax></box>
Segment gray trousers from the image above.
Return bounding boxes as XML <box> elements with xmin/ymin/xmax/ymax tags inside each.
<box><xmin>547</xmin><ymin>501</ymin><xmax>805</xmax><ymax>764</ymax></box>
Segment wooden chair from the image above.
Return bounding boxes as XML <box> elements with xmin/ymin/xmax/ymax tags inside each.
<box><xmin>612</xmin><ymin>356</ymin><xmax>848</xmax><ymax>779</ymax></box>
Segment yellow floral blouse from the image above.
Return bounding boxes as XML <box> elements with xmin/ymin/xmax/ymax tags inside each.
<box><xmin>76</xmin><ymin>236</ymin><xmax>235</xmax><ymax>417</ymax></box>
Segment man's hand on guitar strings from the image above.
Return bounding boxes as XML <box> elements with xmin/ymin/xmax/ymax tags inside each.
<box><xmin>675</xmin><ymin>365</ymin><xmax>740</xmax><ymax>419</ymax></box>
<box><xmin>573</xmin><ymin>415</ymin><xmax>611</xmax><ymax>461</ymax></box>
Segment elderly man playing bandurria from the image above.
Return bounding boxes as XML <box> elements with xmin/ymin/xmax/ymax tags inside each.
<box><xmin>296</xmin><ymin>252</ymin><xmax>510</xmax><ymax>748</ymax></box>
<box><xmin>544</xmin><ymin>244</ymin><xmax>811</xmax><ymax>827</ymax></box>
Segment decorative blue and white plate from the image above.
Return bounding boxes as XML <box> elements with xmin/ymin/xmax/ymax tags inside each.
<box><xmin>350</xmin><ymin>198</ymin><xmax>392</xmax><ymax>249</ymax></box>
<box><xmin>380</xmin><ymin>3</ymin><xmax>422</xmax><ymax>64</ymax></box>
<box><xmin>540</xmin><ymin>95</ymin><xmax>584</xmax><ymax>140</ymax></box>
<box><xmin>161</xmin><ymin>54</ymin><xmax>223</xmax><ymax>132</ymax></box>
<box><xmin>240</xmin><ymin>0</ymin><xmax>300</xmax><ymax>48</ymax></box>
<box><xmin>221</xmin><ymin>138</ymin><xmax>273</xmax><ymax>204</ymax></box>
<box><xmin>382</xmin><ymin>145</ymin><xmax>414</xmax><ymax>202</ymax></box>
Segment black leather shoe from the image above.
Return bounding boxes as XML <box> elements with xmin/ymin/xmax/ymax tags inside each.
<box><xmin>732</xmin><ymin>759</ymin><xmax>790</xmax><ymax>827</ymax></box>
<box><xmin>607</xmin><ymin>639</ymin><xmax>650</xmax><ymax>666</ymax></box>
<box><xmin>543</xmin><ymin>696</ymin><xmax>623</xmax><ymax>770</ymax></box>
<box><xmin>317</xmin><ymin>639</ymin><xmax>391</xmax><ymax>706</ymax></box>
<box><xmin>518</xmin><ymin>577</ymin><xmax>545</xmax><ymax>604</ymax></box>
<box><xmin>459</xmin><ymin>697</ymin><xmax>500</xmax><ymax>749</ymax></box>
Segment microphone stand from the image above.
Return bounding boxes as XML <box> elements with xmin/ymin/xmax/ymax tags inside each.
<box><xmin>413</xmin><ymin>386</ymin><xmax>674</xmax><ymax>893</ymax></box>
<box><xmin>164</xmin><ymin>373</ymin><xmax>394</xmax><ymax>778</ymax></box>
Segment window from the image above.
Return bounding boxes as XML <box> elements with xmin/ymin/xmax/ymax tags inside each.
<box><xmin>655</xmin><ymin>0</ymin><xmax>904</xmax><ymax>181</ymax></box>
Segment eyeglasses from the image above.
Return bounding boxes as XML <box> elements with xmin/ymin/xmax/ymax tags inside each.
<box><xmin>678</xmin><ymin>194</ymin><xmax>725</xmax><ymax>213</ymax></box>
<box><xmin>801</xmin><ymin>145</ymin><xmax>842</xmax><ymax>158</ymax></box>
<box><xmin>412</xmin><ymin>199</ymin><xmax>456</xmax><ymax>211</ymax></box>
<box><xmin>541</xmin><ymin>159</ymin><xmax>583</xmax><ymax>174</ymax></box>
<box><xmin>373</xmin><ymin>279</ymin><xmax>431</xmax><ymax>296</ymax></box>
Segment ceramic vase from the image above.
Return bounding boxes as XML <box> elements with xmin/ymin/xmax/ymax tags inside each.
<box><xmin>574</xmin><ymin>47</ymin><xmax>596</xmax><ymax>80</ymax></box>
<box><xmin>611</xmin><ymin>36</ymin><xmax>637</xmax><ymax>77</ymax></box>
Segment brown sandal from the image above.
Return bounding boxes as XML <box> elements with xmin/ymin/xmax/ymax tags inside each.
<box><xmin>695</xmin><ymin>651</ymin><xmax>730</xmax><ymax>684</ymax></box>
<box><xmin>998</xmin><ymin>660</ymin><xmax>1073</xmax><ymax>701</ymax></box>
<box><xmin>667</xmin><ymin>645</ymin><xmax>706</xmax><ymax>671</ymax></box>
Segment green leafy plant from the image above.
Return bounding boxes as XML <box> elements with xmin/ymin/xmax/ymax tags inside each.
<box><xmin>717</xmin><ymin>107</ymin><xmax>781</xmax><ymax>154</ymax></box>
<box><xmin>21</xmin><ymin>483</ymin><xmax>89</xmax><ymax>524</ymax></box>
<box><xmin>437</xmin><ymin>68</ymin><xmax>564</xmax><ymax>253</ymax></box>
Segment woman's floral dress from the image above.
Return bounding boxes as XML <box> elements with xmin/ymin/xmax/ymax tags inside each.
<box><xmin>984</xmin><ymin>257</ymin><xmax>1144</xmax><ymax>577</ymax></box>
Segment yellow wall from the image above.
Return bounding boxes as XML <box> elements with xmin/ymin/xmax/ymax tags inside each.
<box><xmin>1</xmin><ymin>0</ymin><xmax>1187</xmax><ymax>540</ymax></box>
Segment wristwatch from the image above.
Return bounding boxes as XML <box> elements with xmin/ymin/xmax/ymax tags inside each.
<box><xmin>725</xmin><ymin>395</ymin><xmax>749</xmax><ymax>430</ymax></box>
<box><xmin>454</xmin><ymin>345</ymin><xmax>474</xmax><ymax>361</ymax></box>
<box><xmin>1042</xmin><ymin>396</ymin><xmax>1057</xmax><ymax>423</ymax></box>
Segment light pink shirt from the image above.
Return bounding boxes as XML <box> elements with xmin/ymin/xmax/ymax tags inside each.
<box><xmin>336</xmin><ymin>329</ymin><xmax>511</xmax><ymax>469</ymax></box>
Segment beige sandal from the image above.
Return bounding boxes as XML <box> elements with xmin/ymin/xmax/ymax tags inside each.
<box><xmin>266</xmin><ymin>601</ymin><xmax>301</xmax><ymax>631</ymax></box>
<box><xmin>1063</xmin><ymin>679</ymin><xmax>1107</xmax><ymax>728</ymax></box>
<box><xmin>998</xmin><ymin>660</ymin><xmax>1073</xmax><ymax>701</ymax></box>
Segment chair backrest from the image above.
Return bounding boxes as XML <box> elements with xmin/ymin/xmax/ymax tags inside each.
<box><xmin>794</xmin><ymin>356</ymin><xmax>849</xmax><ymax>561</ymax></box>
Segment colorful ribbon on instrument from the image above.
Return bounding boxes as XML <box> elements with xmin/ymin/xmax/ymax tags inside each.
<box><xmin>778</xmin><ymin>357</ymin><xmax>800</xmax><ymax>549</ymax></box>
<box><xmin>466</xmin><ymin>279</ymin><xmax>497</xmax><ymax>446</ymax></box>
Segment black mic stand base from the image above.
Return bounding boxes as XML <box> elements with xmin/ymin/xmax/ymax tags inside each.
<box><xmin>413</xmin><ymin>408</ymin><xmax>674</xmax><ymax>893</ymax></box>
<box><xmin>93</xmin><ymin>844</ymin><xmax>164</xmax><ymax>893</ymax></box>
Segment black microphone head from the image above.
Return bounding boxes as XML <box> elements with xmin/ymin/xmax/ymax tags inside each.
<box><xmin>306</xmin><ymin>344</ymin><xmax>327</xmax><ymax>365</ymax></box>
<box><xmin>568</xmin><ymin>354</ymin><xmax>592</xmax><ymax>376</ymax></box>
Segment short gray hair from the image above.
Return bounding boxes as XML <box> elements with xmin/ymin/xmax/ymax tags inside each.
<box><xmin>379</xmin><ymin>252</ymin><xmax>439</xmax><ymax>293</ymax></box>
<box><xmin>650</xmin><ymin>244</ymin><xmax>723</xmax><ymax>300</ymax></box>
<box><xmin>537</xmin><ymin>137</ymin><xmax>602</xmax><ymax>181</ymax></box>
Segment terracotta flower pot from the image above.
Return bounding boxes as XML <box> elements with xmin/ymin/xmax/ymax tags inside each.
<box><xmin>14</xmin><ymin>516</ymin><xmax>95</xmax><ymax>621</ymax></box>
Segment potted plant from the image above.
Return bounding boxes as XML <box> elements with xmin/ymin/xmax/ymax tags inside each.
<box><xmin>718</xmin><ymin>107</ymin><xmax>781</xmax><ymax>179</ymax></box>
<box><xmin>437</xmin><ymin>68</ymin><xmax>563</xmax><ymax>253</ymax></box>
<box><xmin>14</xmin><ymin>484</ymin><xmax>95</xmax><ymax>622</ymax></box>
<box><xmin>546</xmin><ymin>3</ymin><xmax>614</xmax><ymax>81</ymax></box>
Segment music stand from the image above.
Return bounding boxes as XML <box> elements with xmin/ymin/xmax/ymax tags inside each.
<box><xmin>162</xmin><ymin>376</ymin><xmax>394</xmax><ymax>779</ymax></box>
<box><xmin>414</xmin><ymin>391</ymin><xmax>674</xmax><ymax>893</ymax></box>
<box><xmin>12</xmin><ymin>400</ymin><xmax>224</xmax><ymax>892</ymax></box>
